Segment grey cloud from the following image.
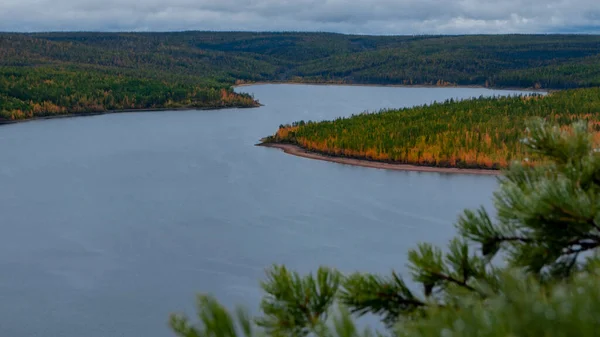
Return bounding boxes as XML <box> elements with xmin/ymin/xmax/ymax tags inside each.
<box><xmin>0</xmin><ymin>0</ymin><xmax>599</xmax><ymax>34</ymax></box>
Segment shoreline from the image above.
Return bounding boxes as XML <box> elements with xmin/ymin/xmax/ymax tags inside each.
<box><xmin>0</xmin><ymin>104</ymin><xmax>261</xmax><ymax>126</ymax></box>
<box><xmin>258</xmin><ymin>143</ymin><xmax>501</xmax><ymax>176</ymax></box>
<box><xmin>233</xmin><ymin>81</ymin><xmax>551</xmax><ymax>93</ymax></box>
<box><xmin>0</xmin><ymin>81</ymin><xmax>551</xmax><ymax>127</ymax></box>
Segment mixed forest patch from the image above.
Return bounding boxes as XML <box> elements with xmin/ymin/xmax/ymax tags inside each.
<box><xmin>0</xmin><ymin>66</ymin><xmax>258</xmax><ymax>122</ymax></box>
<box><xmin>262</xmin><ymin>88</ymin><xmax>600</xmax><ymax>170</ymax></box>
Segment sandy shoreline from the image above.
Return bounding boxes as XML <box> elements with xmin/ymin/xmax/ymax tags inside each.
<box><xmin>258</xmin><ymin>143</ymin><xmax>501</xmax><ymax>176</ymax></box>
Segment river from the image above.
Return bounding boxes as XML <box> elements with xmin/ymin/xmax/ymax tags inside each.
<box><xmin>0</xmin><ymin>84</ymin><xmax>537</xmax><ymax>336</ymax></box>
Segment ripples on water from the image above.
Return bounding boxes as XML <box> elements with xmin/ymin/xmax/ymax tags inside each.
<box><xmin>0</xmin><ymin>84</ymin><xmax>537</xmax><ymax>337</ymax></box>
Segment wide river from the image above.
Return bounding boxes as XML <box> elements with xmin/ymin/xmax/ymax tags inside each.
<box><xmin>0</xmin><ymin>84</ymin><xmax>538</xmax><ymax>336</ymax></box>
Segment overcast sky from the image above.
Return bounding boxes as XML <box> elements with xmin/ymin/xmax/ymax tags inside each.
<box><xmin>1</xmin><ymin>0</ymin><xmax>599</xmax><ymax>34</ymax></box>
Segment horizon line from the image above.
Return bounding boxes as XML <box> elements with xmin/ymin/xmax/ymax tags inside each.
<box><xmin>1</xmin><ymin>30</ymin><xmax>600</xmax><ymax>36</ymax></box>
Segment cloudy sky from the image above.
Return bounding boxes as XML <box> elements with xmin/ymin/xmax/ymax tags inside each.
<box><xmin>1</xmin><ymin>0</ymin><xmax>599</xmax><ymax>34</ymax></box>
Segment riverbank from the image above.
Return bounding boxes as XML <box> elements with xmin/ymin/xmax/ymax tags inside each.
<box><xmin>233</xmin><ymin>81</ymin><xmax>551</xmax><ymax>93</ymax></box>
<box><xmin>258</xmin><ymin>143</ymin><xmax>501</xmax><ymax>175</ymax></box>
<box><xmin>0</xmin><ymin>103</ymin><xmax>261</xmax><ymax>126</ymax></box>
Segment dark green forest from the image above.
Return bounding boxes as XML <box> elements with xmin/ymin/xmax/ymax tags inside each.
<box><xmin>7</xmin><ymin>32</ymin><xmax>600</xmax><ymax>88</ymax></box>
<box><xmin>2</xmin><ymin>32</ymin><xmax>600</xmax><ymax>122</ymax></box>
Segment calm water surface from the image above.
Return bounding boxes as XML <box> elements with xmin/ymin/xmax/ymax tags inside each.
<box><xmin>0</xmin><ymin>84</ymin><xmax>536</xmax><ymax>336</ymax></box>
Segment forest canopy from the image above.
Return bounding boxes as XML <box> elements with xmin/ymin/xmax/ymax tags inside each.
<box><xmin>2</xmin><ymin>32</ymin><xmax>600</xmax><ymax>122</ymax></box>
<box><xmin>262</xmin><ymin>87</ymin><xmax>600</xmax><ymax>170</ymax></box>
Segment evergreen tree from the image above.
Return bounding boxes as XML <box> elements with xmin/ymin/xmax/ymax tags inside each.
<box><xmin>263</xmin><ymin>88</ymin><xmax>600</xmax><ymax>170</ymax></box>
<box><xmin>169</xmin><ymin>118</ymin><xmax>600</xmax><ymax>337</ymax></box>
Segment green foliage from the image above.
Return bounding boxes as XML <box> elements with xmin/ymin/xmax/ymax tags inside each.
<box><xmin>397</xmin><ymin>265</ymin><xmax>600</xmax><ymax>337</ymax></box>
<box><xmin>340</xmin><ymin>271</ymin><xmax>424</xmax><ymax>327</ymax></box>
<box><xmin>172</xmin><ymin>118</ymin><xmax>600</xmax><ymax>336</ymax></box>
<box><xmin>169</xmin><ymin>277</ymin><xmax>375</xmax><ymax>337</ymax></box>
<box><xmin>0</xmin><ymin>66</ymin><xmax>258</xmax><ymax>122</ymax></box>
<box><xmin>266</xmin><ymin>88</ymin><xmax>600</xmax><ymax>169</ymax></box>
<box><xmin>257</xmin><ymin>266</ymin><xmax>341</xmax><ymax>336</ymax></box>
<box><xmin>336</xmin><ymin>119</ymin><xmax>600</xmax><ymax>324</ymax></box>
<box><xmin>459</xmin><ymin>118</ymin><xmax>600</xmax><ymax>281</ymax></box>
<box><xmin>170</xmin><ymin>295</ymin><xmax>253</xmax><ymax>337</ymax></box>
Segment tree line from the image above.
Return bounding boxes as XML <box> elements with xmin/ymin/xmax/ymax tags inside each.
<box><xmin>263</xmin><ymin>87</ymin><xmax>600</xmax><ymax>169</ymax></box>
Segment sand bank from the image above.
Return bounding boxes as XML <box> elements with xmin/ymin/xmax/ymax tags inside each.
<box><xmin>259</xmin><ymin>143</ymin><xmax>501</xmax><ymax>176</ymax></box>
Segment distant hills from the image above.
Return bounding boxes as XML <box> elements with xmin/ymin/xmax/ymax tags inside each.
<box><xmin>2</xmin><ymin>32</ymin><xmax>600</xmax><ymax>121</ymax></box>
<box><xmin>3</xmin><ymin>32</ymin><xmax>600</xmax><ymax>88</ymax></box>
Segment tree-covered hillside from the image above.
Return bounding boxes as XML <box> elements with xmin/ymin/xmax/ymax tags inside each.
<box><xmin>6</xmin><ymin>32</ymin><xmax>600</xmax><ymax>87</ymax></box>
<box><xmin>290</xmin><ymin>34</ymin><xmax>600</xmax><ymax>88</ymax></box>
<box><xmin>2</xmin><ymin>32</ymin><xmax>600</xmax><ymax>122</ymax></box>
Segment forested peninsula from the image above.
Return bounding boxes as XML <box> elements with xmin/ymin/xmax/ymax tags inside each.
<box><xmin>2</xmin><ymin>32</ymin><xmax>600</xmax><ymax>124</ymax></box>
<box><xmin>260</xmin><ymin>87</ymin><xmax>600</xmax><ymax>171</ymax></box>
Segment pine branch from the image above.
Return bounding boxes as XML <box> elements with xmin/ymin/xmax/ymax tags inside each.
<box><xmin>424</xmin><ymin>271</ymin><xmax>478</xmax><ymax>293</ymax></box>
<box><xmin>340</xmin><ymin>272</ymin><xmax>426</xmax><ymax>327</ymax></box>
<box><xmin>256</xmin><ymin>265</ymin><xmax>341</xmax><ymax>337</ymax></box>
